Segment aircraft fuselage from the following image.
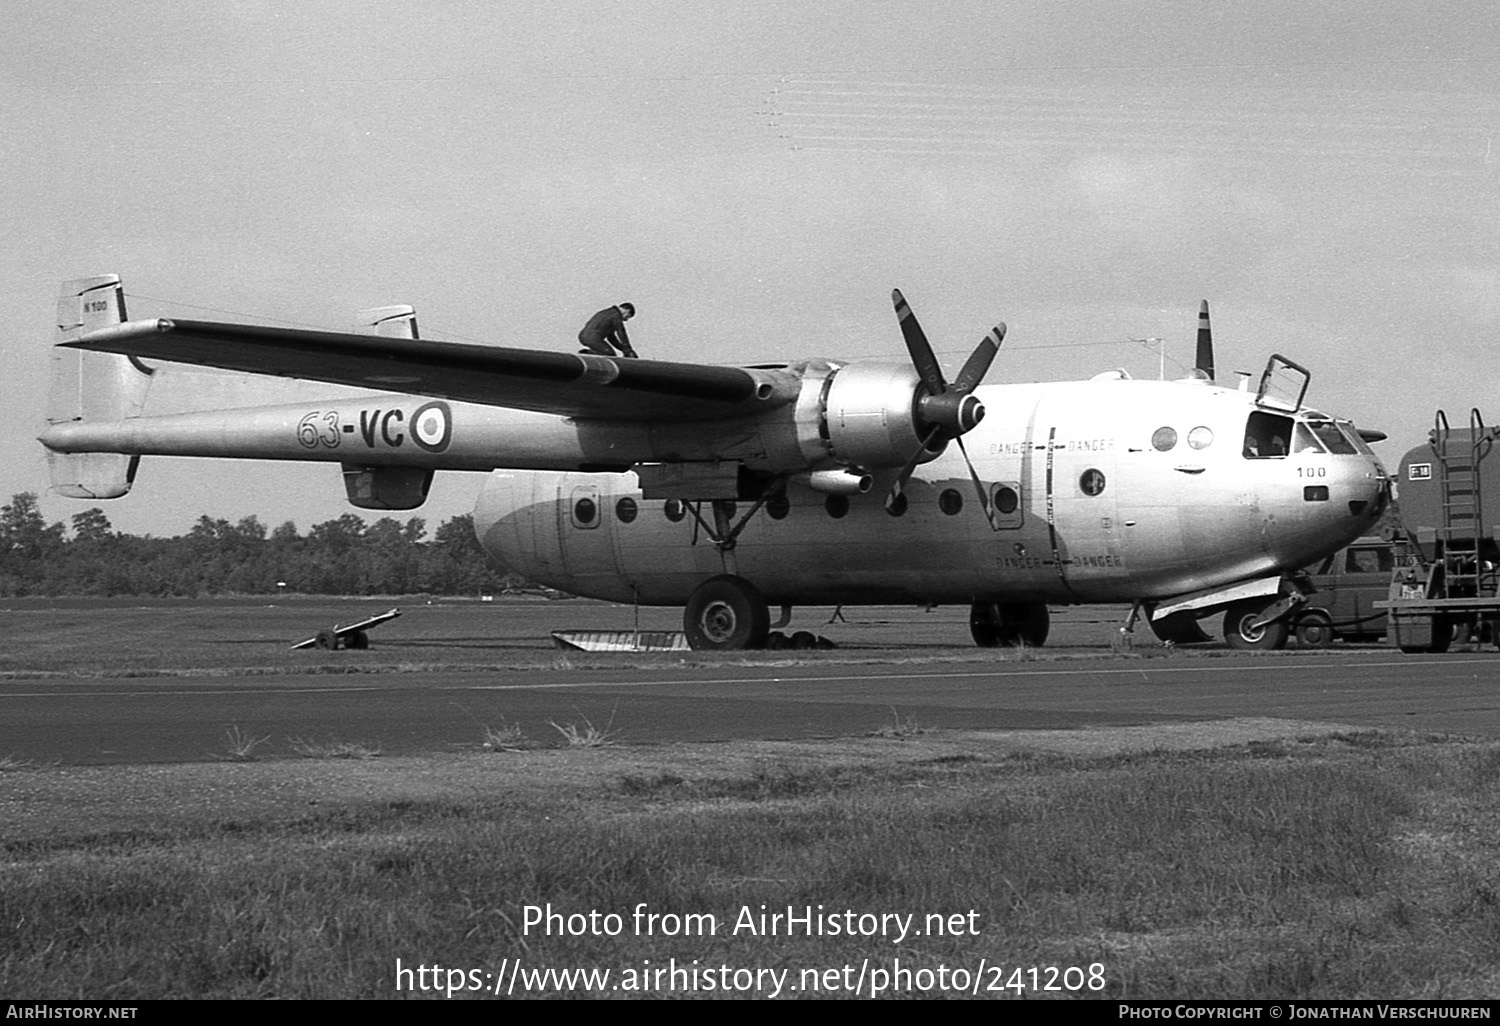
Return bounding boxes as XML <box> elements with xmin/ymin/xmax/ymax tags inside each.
<box><xmin>472</xmin><ymin>377</ymin><xmax>1388</xmax><ymax>607</ymax></box>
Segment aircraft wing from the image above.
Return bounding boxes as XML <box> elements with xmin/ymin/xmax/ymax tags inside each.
<box><xmin>61</xmin><ymin>318</ymin><xmax>797</xmax><ymax>422</ymax></box>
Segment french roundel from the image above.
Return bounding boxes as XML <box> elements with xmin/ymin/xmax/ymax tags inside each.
<box><xmin>411</xmin><ymin>401</ymin><xmax>452</xmax><ymax>453</ymax></box>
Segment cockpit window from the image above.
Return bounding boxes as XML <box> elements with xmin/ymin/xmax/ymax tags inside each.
<box><xmin>1307</xmin><ymin>419</ymin><xmax>1358</xmax><ymax>455</ymax></box>
<box><xmin>1243</xmin><ymin>411</ymin><xmax>1292</xmax><ymax>459</ymax></box>
<box><xmin>1340</xmin><ymin>421</ymin><xmax>1375</xmax><ymax>455</ymax></box>
<box><xmin>1292</xmin><ymin>423</ymin><xmax>1324</xmax><ymax>454</ymax></box>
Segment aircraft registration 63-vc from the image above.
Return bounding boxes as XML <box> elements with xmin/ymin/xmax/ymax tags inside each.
<box><xmin>38</xmin><ymin>274</ymin><xmax>1392</xmax><ymax>651</ymax></box>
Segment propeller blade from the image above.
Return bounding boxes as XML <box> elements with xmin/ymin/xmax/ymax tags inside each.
<box><xmin>952</xmin><ymin>324</ymin><xmax>1005</xmax><ymax>395</ymax></box>
<box><xmin>1195</xmin><ymin>300</ymin><xmax>1215</xmax><ymax>381</ymax></box>
<box><xmin>955</xmin><ymin>435</ymin><xmax>999</xmax><ymax>531</ymax></box>
<box><xmin>892</xmin><ymin>289</ymin><xmax>948</xmax><ymax>396</ymax></box>
<box><xmin>885</xmin><ymin>424</ymin><xmax>944</xmax><ymax>511</ymax></box>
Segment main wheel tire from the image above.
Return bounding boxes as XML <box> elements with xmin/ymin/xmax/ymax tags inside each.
<box><xmin>970</xmin><ymin>601</ymin><xmax>1050</xmax><ymax>648</ymax></box>
<box><xmin>1223</xmin><ymin>599</ymin><xmax>1290</xmax><ymax>651</ymax></box>
<box><xmin>683</xmin><ymin>575</ymin><xmax>771</xmax><ymax>650</ymax></box>
<box><xmin>1294</xmin><ymin>608</ymin><xmax>1335</xmax><ymax>648</ymax></box>
<box><xmin>1149</xmin><ymin>611</ymin><xmax>1213</xmax><ymax>644</ymax></box>
<box><xmin>346</xmin><ymin>630</ymin><xmax>370</xmax><ymax>650</ymax></box>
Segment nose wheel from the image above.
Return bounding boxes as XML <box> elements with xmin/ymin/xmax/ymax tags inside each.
<box><xmin>1223</xmin><ymin>598</ymin><xmax>1291</xmax><ymax>651</ymax></box>
<box><xmin>684</xmin><ymin>575</ymin><xmax>771</xmax><ymax>650</ymax></box>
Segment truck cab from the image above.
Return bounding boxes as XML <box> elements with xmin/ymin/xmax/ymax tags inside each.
<box><xmin>1298</xmin><ymin>536</ymin><xmax>1403</xmax><ymax>645</ymax></box>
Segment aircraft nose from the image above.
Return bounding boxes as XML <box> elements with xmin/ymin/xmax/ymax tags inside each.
<box><xmin>1347</xmin><ymin>456</ymin><xmax>1391</xmax><ymax>522</ymax></box>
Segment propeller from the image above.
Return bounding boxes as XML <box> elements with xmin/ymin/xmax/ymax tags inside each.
<box><xmin>885</xmin><ymin>289</ymin><xmax>1005</xmax><ymax>528</ymax></box>
<box><xmin>1195</xmin><ymin>299</ymin><xmax>1215</xmax><ymax>381</ymax></box>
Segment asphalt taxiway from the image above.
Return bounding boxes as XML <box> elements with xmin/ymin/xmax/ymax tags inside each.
<box><xmin>4</xmin><ymin>651</ymin><xmax>1498</xmax><ymax>765</ymax></box>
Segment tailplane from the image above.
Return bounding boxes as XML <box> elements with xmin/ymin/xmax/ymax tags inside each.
<box><xmin>45</xmin><ymin>275</ymin><xmax>154</xmax><ymax>498</ymax></box>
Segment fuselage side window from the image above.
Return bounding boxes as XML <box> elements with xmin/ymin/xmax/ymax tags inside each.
<box><xmin>990</xmin><ymin>482</ymin><xmax>1024</xmax><ymax>529</ymax></box>
<box><xmin>1243</xmin><ymin>411</ymin><xmax>1293</xmax><ymax>458</ymax></box>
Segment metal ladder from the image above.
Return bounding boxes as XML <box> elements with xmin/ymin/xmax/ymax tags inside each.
<box><xmin>1431</xmin><ymin>409</ymin><xmax>1493</xmax><ymax>597</ymax></box>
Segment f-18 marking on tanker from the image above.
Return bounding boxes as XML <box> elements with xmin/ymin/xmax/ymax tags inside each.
<box><xmin>296</xmin><ymin>402</ymin><xmax>453</xmax><ymax>453</ymax></box>
<box><xmin>38</xmin><ymin>278</ymin><xmax>1390</xmax><ymax>651</ymax></box>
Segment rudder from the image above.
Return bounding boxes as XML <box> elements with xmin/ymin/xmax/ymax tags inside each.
<box><xmin>45</xmin><ymin>275</ymin><xmax>154</xmax><ymax>498</ymax></box>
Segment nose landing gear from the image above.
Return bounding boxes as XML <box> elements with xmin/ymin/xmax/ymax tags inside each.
<box><xmin>1222</xmin><ymin>598</ymin><xmax>1292</xmax><ymax>650</ymax></box>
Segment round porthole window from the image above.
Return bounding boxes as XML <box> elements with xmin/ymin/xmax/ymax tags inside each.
<box><xmin>1188</xmin><ymin>426</ymin><xmax>1214</xmax><ymax>450</ymax></box>
<box><xmin>574</xmin><ymin>497</ymin><xmax>597</xmax><ymax>524</ymax></box>
<box><xmin>1152</xmin><ymin>426</ymin><xmax>1178</xmax><ymax>451</ymax></box>
<box><xmin>939</xmin><ymin>489</ymin><xmax>963</xmax><ymax>515</ymax></box>
<box><xmin>664</xmin><ymin>499</ymin><xmax>686</xmax><ymax>523</ymax></box>
<box><xmin>994</xmin><ymin>485</ymin><xmax>1019</xmax><ymax>514</ymax></box>
<box><xmin>767</xmin><ymin>494</ymin><xmax>790</xmax><ymax>520</ymax></box>
<box><xmin>1080</xmin><ymin>469</ymin><xmax>1106</xmax><ymax>496</ymax></box>
<box><xmin>615</xmin><ymin>497</ymin><xmax>638</xmax><ymax>523</ymax></box>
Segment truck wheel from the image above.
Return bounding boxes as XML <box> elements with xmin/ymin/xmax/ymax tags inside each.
<box><xmin>1294</xmin><ymin>609</ymin><xmax>1335</xmax><ymax>648</ymax></box>
<box><xmin>314</xmin><ymin>629</ymin><xmax>339</xmax><ymax>650</ymax></box>
<box><xmin>1223</xmin><ymin>599</ymin><xmax>1290</xmax><ymax>651</ymax></box>
<box><xmin>1431</xmin><ymin>616</ymin><xmax>1455</xmax><ymax>653</ymax></box>
<box><xmin>683</xmin><ymin>575</ymin><xmax>770</xmax><ymax>650</ymax></box>
<box><xmin>346</xmin><ymin>630</ymin><xmax>370</xmax><ymax>650</ymax></box>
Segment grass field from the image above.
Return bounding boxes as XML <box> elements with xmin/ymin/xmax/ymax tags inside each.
<box><xmin>3</xmin><ymin>729</ymin><xmax>1498</xmax><ymax>999</ymax></box>
<box><xmin>4</xmin><ymin>598</ymin><xmax>1493</xmax><ymax>1000</ymax></box>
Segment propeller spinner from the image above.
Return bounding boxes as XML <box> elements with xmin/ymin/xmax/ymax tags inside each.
<box><xmin>886</xmin><ymin>289</ymin><xmax>1005</xmax><ymax>528</ymax></box>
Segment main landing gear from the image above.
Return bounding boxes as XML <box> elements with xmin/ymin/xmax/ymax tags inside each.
<box><xmin>969</xmin><ymin>601</ymin><xmax>1049</xmax><ymax>648</ymax></box>
<box><xmin>683</xmin><ymin>574</ymin><xmax>771</xmax><ymax>651</ymax></box>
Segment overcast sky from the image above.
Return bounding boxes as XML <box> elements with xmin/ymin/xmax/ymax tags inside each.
<box><xmin>4</xmin><ymin>1</ymin><xmax>1498</xmax><ymax>537</ymax></box>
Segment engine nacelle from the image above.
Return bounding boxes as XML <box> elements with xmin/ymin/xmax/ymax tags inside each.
<box><xmin>819</xmin><ymin>360</ymin><xmax>929</xmax><ymax>469</ymax></box>
<box><xmin>341</xmin><ymin>464</ymin><xmax>434</xmax><ymax>510</ymax></box>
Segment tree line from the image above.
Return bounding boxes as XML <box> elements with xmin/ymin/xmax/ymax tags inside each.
<box><xmin>0</xmin><ymin>493</ymin><xmax>525</xmax><ymax>598</ymax></box>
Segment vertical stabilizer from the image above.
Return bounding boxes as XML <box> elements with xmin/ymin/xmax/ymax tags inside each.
<box><xmin>1195</xmin><ymin>300</ymin><xmax>1215</xmax><ymax>381</ymax></box>
<box><xmin>45</xmin><ymin>275</ymin><xmax>154</xmax><ymax>498</ymax></box>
